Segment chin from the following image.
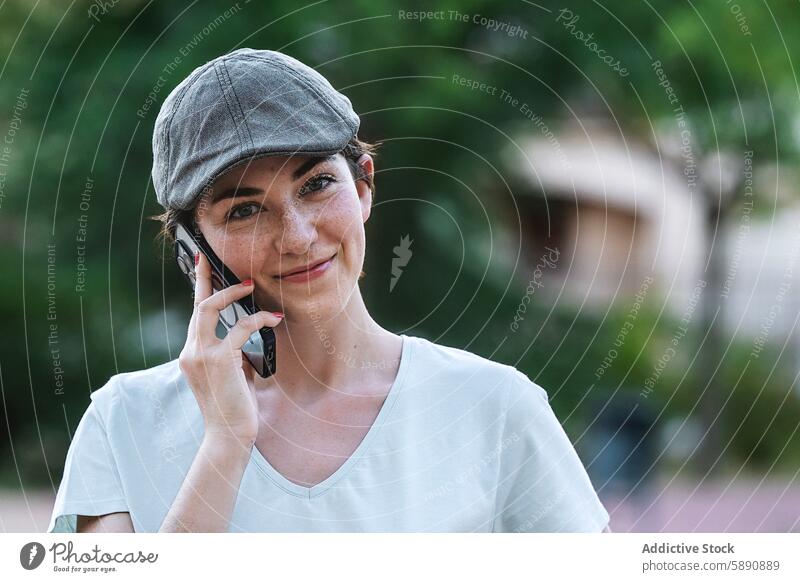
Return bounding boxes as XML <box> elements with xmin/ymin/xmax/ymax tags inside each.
<box><xmin>259</xmin><ymin>288</ymin><xmax>348</xmax><ymax>321</ymax></box>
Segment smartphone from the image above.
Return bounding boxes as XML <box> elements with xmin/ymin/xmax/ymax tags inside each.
<box><xmin>173</xmin><ymin>220</ymin><xmax>277</xmax><ymax>378</ymax></box>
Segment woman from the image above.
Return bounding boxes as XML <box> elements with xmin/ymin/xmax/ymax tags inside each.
<box><xmin>48</xmin><ymin>48</ymin><xmax>611</xmax><ymax>533</ymax></box>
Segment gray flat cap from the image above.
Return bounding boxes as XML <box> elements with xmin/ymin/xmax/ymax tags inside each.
<box><xmin>151</xmin><ymin>47</ymin><xmax>360</xmax><ymax>211</ymax></box>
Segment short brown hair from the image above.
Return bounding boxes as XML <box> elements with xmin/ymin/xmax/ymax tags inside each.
<box><xmin>149</xmin><ymin>135</ymin><xmax>381</xmax><ymax>280</ymax></box>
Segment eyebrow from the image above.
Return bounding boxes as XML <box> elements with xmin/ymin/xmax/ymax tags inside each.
<box><xmin>209</xmin><ymin>154</ymin><xmax>336</xmax><ymax>205</ymax></box>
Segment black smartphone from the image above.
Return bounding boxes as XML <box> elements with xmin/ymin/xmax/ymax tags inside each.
<box><xmin>173</xmin><ymin>219</ymin><xmax>277</xmax><ymax>378</ymax></box>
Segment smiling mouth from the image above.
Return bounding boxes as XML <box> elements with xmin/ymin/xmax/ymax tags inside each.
<box><xmin>274</xmin><ymin>253</ymin><xmax>337</xmax><ymax>279</ymax></box>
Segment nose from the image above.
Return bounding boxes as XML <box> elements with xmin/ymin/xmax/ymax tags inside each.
<box><xmin>274</xmin><ymin>203</ymin><xmax>318</xmax><ymax>256</ymax></box>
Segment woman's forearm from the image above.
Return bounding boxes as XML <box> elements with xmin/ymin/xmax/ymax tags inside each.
<box><xmin>159</xmin><ymin>433</ymin><xmax>254</xmax><ymax>532</ymax></box>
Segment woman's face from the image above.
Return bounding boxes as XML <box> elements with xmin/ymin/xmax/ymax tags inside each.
<box><xmin>194</xmin><ymin>152</ymin><xmax>374</xmax><ymax>321</ymax></box>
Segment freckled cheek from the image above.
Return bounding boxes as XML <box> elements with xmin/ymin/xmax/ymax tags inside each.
<box><xmin>339</xmin><ymin>218</ymin><xmax>365</xmax><ymax>251</ymax></box>
<box><xmin>216</xmin><ymin>239</ymin><xmax>269</xmax><ymax>280</ymax></box>
<box><xmin>321</xmin><ymin>205</ymin><xmax>359</xmax><ymax>246</ymax></box>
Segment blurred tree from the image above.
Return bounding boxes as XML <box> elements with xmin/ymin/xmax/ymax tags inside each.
<box><xmin>1</xmin><ymin>0</ymin><xmax>798</xmax><ymax>485</ymax></box>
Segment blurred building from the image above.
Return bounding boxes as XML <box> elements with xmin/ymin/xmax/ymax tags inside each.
<box><xmin>498</xmin><ymin>116</ymin><xmax>800</xmax><ymax>350</ymax></box>
<box><xmin>499</xmin><ymin>118</ymin><xmax>706</xmax><ymax>317</ymax></box>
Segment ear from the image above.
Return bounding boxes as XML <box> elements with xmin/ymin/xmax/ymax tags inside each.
<box><xmin>355</xmin><ymin>153</ymin><xmax>375</xmax><ymax>223</ymax></box>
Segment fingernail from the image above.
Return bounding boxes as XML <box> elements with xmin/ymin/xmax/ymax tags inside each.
<box><xmin>271</xmin><ymin>311</ymin><xmax>284</xmax><ymax>318</ymax></box>
<box><xmin>242</xmin><ymin>279</ymin><xmax>253</xmax><ymax>286</ymax></box>
<box><xmin>194</xmin><ymin>251</ymin><xmax>200</xmax><ymax>265</ymax></box>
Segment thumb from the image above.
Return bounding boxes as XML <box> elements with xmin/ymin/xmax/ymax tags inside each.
<box><xmin>241</xmin><ymin>351</ymin><xmax>257</xmax><ymax>389</ymax></box>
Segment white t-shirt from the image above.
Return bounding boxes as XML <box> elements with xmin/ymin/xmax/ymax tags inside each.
<box><xmin>48</xmin><ymin>334</ymin><xmax>610</xmax><ymax>533</ymax></box>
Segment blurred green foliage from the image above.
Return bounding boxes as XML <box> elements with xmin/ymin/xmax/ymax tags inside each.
<box><xmin>1</xmin><ymin>0</ymin><xmax>799</xmax><ymax>487</ymax></box>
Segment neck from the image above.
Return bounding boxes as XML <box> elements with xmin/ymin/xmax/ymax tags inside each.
<box><xmin>256</xmin><ymin>289</ymin><xmax>399</xmax><ymax>397</ymax></box>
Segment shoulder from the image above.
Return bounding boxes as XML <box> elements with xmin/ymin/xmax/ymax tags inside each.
<box><xmin>87</xmin><ymin>358</ymin><xmax>186</xmax><ymax>421</ymax></box>
<box><xmin>408</xmin><ymin>335</ymin><xmax>515</xmax><ymax>376</ymax></box>
<box><xmin>406</xmin><ymin>335</ymin><xmax>546</xmax><ymax>408</ymax></box>
<box><xmin>407</xmin><ymin>334</ymin><xmax>505</xmax><ymax>368</ymax></box>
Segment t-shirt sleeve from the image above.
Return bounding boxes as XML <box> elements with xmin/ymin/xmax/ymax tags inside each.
<box><xmin>47</xmin><ymin>380</ymin><xmax>129</xmax><ymax>533</ymax></box>
<box><xmin>492</xmin><ymin>371</ymin><xmax>610</xmax><ymax>532</ymax></box>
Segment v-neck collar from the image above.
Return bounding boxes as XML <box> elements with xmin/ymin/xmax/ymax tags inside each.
<box><xmin>249</xmin><ymin>334</ymin><xmax>414</xmax><ymax>499</ymax></box>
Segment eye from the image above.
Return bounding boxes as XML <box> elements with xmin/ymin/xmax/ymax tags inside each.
<box><xmin>299</xmin><ymin>174</ymin><xmax>336</xmax><ymax>197</ymax></box>
<box><xmin>226</xmin><ymin>202</ymin><xmax>262</xmax><ymax>221</ymax></box>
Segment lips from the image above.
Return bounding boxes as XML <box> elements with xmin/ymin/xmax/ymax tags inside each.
<box><xmin>276</xmin><ymin>254</ymin><xmax>337</xmax><ymax>278</ymax></box>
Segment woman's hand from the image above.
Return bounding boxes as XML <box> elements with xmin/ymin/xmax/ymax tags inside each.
<box><xmin>178</xmin><ymin>251</ymin><xmax>284</xmax><ymax>444</ymax></box>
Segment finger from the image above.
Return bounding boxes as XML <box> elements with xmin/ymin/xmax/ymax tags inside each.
<box><xmin>193</xmin><ymin>251</ymin><xmax>213</xmax><ymax>306</ymax></box>
<box><xmin>195</xmin><ymin>280</ymin><xmax>259</xmax><ymax>341</ymax></box>
<box><xmin>224</xmin><ymin>310</ymin><xmax>284</xmax><ymax>350</ymax></box>
<box><xmin>185</xmin><ymin>252</ymin><xmax>203</xmax><ymax>338</ymax></box>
